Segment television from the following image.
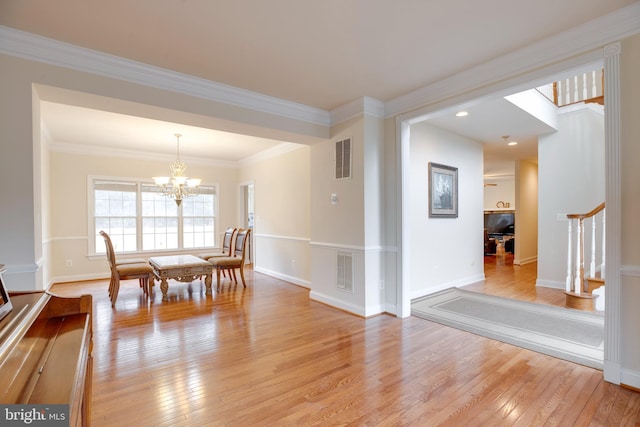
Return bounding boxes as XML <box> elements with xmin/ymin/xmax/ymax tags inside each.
<box><xmin>484</xmin><ymin>211</ymin><xmax>515</xmax><ymax>237</ymax></box>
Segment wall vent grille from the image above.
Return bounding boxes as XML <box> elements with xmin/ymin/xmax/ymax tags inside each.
<box><xmin>335</xmin><ymin>138</ymin><xmax>352</xmax><ymax>179</ymax></box>
<box><xmin>337</xmin><ymin>251</ymin><xmax>354</xmax><ymax>293</ymax></box>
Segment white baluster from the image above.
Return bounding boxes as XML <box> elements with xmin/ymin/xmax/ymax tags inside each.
<box><xmin>573</xmin><ymin>219</ymin><xmax>583</xmax><ymax>294</ymax></box>
<box><xmin>573</xmin><ymin>75</ymin><xmax>579</xmax><ymax>103</ymax></box>
<box><xmin>590</xmin><ymin>215</ymin><xmax>596</xmax><ymax>278</ymax></box>
<box><xmin>556</xmin><ymin>80</ymin><xmax>563</xmax><ymax>106</ymax></box>
<box><xmin>601</xmin><ymin>209</ymin><xmax>606</xmax><ymax>279</ymax></box>
<box><xmin>592</xmin><ymin>70</ymin><xmax>597</xmax><ymax>98</ymax></box>
<box><xmin>566</xmin><ymin>219</ymin><xmax>573</xmax><ymax>292</ymax></box>
<box><xmin>583</xmin><ymin>73</ymin><xmax>588</xmax><ymax>100</ymax></box>
<box><xmin>565</xmin><ymin>78</ymin><xmax>571</xmax><ymax>105</ymax></box>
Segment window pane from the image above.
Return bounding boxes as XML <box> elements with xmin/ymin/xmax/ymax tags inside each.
<box><xmin>182</xmin><ymin>190</ymin><xmax>215</xmax><ymax>249</ymax></box>
<box><xmin>94</xmin><ymin>184</ymin><xmax>137</xmax><ymax>253</ymax></box>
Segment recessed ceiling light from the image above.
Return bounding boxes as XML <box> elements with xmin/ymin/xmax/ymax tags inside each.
<box><xmin>501</xmin><ymin>135</ymin><xmax>517</xmax><ymax>146</ymax></box>
<box><xmin>455</xmin><ymin>111</ymin><xmax>468</xmax><ymax>117</ymax></box>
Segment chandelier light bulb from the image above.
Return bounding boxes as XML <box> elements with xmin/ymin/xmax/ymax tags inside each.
<box><xmin>152</xmin><ymin>134</ymin><xmax>201</xmax><ymax>205</ymax></box>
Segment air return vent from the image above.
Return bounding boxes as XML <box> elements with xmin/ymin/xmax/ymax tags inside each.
<box><xmin>336</xmin><ymin>251</ymin><xmax>353</xmax><ymax>292</ymax></box>
<box><xmin>335</xmin><ymin>137</ymin><xmax>352</xmax><ymax>179</ymax></box>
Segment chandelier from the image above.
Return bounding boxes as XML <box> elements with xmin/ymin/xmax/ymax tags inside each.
<box><xmin>153</xmin><ymin>134</ymin><xmax>201</xmax><ymax>206</ymax></box>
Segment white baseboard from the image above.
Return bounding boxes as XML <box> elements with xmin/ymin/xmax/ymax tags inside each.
<box><xmin>621</xmin><ymin>368</ymin><xmax>640</xmax><ymax>390</ymax></box>
<box><xmin>253</xmin><ymin>266</ymin><xmax>310</xmax><ymax>288</ymax></box>
<box><xmin>309</xmin><ymin>290</ymin><xmax>366</xmax><ymax>317</ymax></box>
<box><xmin>50</xmin><ymin>273</ymin><xmax>109</xmax><ymax>288</ymax></box>
<box><xmin>410</xmin><ymin>273</ymin><xmax>485</xmax><ymax>301</ymax></box>
<box><xmin>514</xmin><ymin>255</ymin><xmax>537</xmax><ymax>265</ymax></box>
<box><xmin>536</xmin><ymin>279</ymin><xmax>565</xmax><ymax>290</ymax></box>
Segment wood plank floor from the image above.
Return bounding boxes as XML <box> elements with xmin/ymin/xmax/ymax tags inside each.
<box><xmin>50</xmin><ymin>260</ymin><xmax>639</xmax><ymax>426</ymax></box>
<box><xmin>463</xmin><ymin>253</ymin><xmax>567</xmax><ymax>307</ymax></box>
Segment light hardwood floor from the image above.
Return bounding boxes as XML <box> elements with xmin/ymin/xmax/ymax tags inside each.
<box><xmin>49</xmin><ymin>258</ymin><xmax>639</xmax><ymax>426</ymax></box>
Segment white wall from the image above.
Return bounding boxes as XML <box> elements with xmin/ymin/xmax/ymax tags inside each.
<box><xmin>238</xmin><ymin>145</ymin><xmax>311</xmax><ymax>286</ymax></box>
<box><xmin>514</xmin><ymin>159</ymin><xmax>538</xmax><ymax>265</ymax></box>
<box><xmin>49</xmin><ymin>149</ymin><xmax>239</xmax><ymax>284</ymax></box>
<box><xmin>620</xmin><ymin>33</ymin><xmax>640</xmax><ymax>384</ymax></box>
<box><xmin>537</xmin><ymin>105</ymin><xmax>605</xmax><ymax>288</ymax></box>
<box><xmin>0</xmin><ymin>52</ymin><xmax>326</xmax><ymax>290</ymax></box>
<box><xmin>409</xmin><ymin>122</ymin><xmax>484</xmax><ymax>298</ymax></box>
<box><xmin>484</xmin><ymin>176</ymin><xmax>515</xmax><ymax>211</ymax></box>
<box><xmin>308</xmin><ymin>112</ymin><xmax>387</xmax><ymax>317</ymax></box>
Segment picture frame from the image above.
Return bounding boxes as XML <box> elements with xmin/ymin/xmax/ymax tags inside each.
<box><xmin>428</xmin><ymin>162</ymin><xmax>458</xmax><ymax>218</ymax></box>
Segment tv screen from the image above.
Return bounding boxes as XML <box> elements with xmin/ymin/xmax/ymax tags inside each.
<box><xmin>484</xmin><ymin>211</ymin><xmax>515</xmax><ymax>236</ymax></box>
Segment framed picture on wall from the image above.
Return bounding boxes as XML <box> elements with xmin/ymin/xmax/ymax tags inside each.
<box><xmin>428</xmin><ymin>162</ymin><xmax>458</xmax><ymax>218</ymax></box>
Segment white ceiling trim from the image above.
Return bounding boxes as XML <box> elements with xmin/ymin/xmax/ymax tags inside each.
<box><xmin>238</xmin><ymin>142</ymin><xmax>305</xmax><ymax>167</ymax></box>
<box><xmin>385</xmin><ymin>2</ymin><xmax>640</xmax><ymax>118</ymax></box>
<box><xmin>1</xmin><ymin>2</ymin><xmax>639</xmax><ymax>131</ymax></box>
<box><xmin>0</xmin><ymin>25</ymin><xmax>331</xmax><ymax>127</ymax></box>
<box><xmin>49</xmin><ymin>141</ymin><xmax>238</xmax><ymax>169</ymax></box>
<box><xmin>330</xmin><ymin>96</ymin><xmax>385</xmax><ymax>125</ymax></box>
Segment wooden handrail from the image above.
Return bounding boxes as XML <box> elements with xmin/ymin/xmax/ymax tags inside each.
<box><xmin>567</xmin><ymin>202</ymin><xmax>605</xmax><ymax>220</ymax></box>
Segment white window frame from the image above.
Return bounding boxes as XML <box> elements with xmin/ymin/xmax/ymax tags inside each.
<box><xmin>88</xmin><ymin>176</ymin><xmax>219</xmax><ymax>256</ymax></box>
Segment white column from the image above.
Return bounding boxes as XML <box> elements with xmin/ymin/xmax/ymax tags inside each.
<box><xmin>566</xmin><ymin>220</ymin><xmax>573</xmax><ymax>292</ymax></box>
<box><xmin>603</xmin><ymin>42</ymin><xmax>621</xmax><ymax>384</ymax></box>
<box><xmin>601</xmin><ymin>209</ymin><xmax>606</xmax><ymax>279</ymax></box>
<box><xmin>590</xmin><ymin>216</ymin><xmax>597</xmax><ymax>278</ymax></box>
<box><xmin>573</xmin><ymin>219</ymin><xmax>583</xmax><ymax>294</ymax></box>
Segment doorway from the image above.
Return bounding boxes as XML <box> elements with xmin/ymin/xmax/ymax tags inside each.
<box><xmin>239</xmin><ymin>183</ymin><xmax>254</xmax><ymax>264</ymax></box>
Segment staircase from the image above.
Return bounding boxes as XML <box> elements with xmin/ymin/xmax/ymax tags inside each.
<box><xmin>564</xmin><ymin>203</ymin><xmax>605</xmax><ymax>311</ymax></box>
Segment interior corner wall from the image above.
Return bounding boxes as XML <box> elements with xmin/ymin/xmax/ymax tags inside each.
<box><xmin>409</xmin><ymin>121</ymin><xmax>484</xmax><ymax>299</ymax></box>
<box><xmin>537</xmin><ymin>107</ymin><xmax>604</xmax><ymax>288</ymax></box>
<box><xmin>620</xmin><ymin>33</ymin><xmax>640</xmax><ymax>385</ymax></box>
<box><xmin>238</xmin><ymin>145</ymin><xmax>311</xmax><ymax>287</ymax></box>
<box><xmin>363</xmin><ymin>114</ymin><xmax>385</xmax><ymax>314</ymax></box>
<box><xmin>383</xmin><ymin>117</ymin><xmax>398</xmax><ymax>313</ymax></box>
<box><xmin>309</xmin><ymin>115</ymin><xmax>371</xmax><ymax>315</ymax></box>
<box><xmin>0</xmin><ymin>54</ymin><xmax>38</xmax><ymax>290</ymax></box>
<box><xmin>40</xmin><ymin>119</ymin><xmax>53</xmax><ymax>289</ymax></box>
<box><xmin>514</xmin><ymin>159</ymin><xmax>538</xmax><ymax>265</ymax></box>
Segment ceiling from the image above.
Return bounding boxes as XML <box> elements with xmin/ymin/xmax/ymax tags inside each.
<box><xmin>1</xmin><ymin>1</ymin><xmax>632</xmax><ymax>169</ymax></box>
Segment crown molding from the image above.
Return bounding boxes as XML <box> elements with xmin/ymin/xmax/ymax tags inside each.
<box><xmin>49</xmin><ymin>141</ymin><xmax>238</xmax><ymax>168</ymax></box>
<box><xmin>330</xmin><ymin>96</ymin><xmax>385</xmax><ymax>125</ymax></box>
<box><xmin>385</xmin><ymin>2</ymin><xmax>640</xmax><ymax>118</ymax></box>
<box><xmin>0</xmin><ymin>25</ymin><xmax>331</xmax><ymax>127</ymax></box>
<box><xmin>2</xmin><ymin>2</ymin><xmax>639</xmax><ymax>131</ymax></box>
<box><xmin>238</xmin><ymin>142</ymin><xmax>305</xmax><ymax>167</ymax></box>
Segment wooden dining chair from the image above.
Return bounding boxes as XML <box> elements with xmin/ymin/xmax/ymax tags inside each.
<box><xmin>100</xmin><ymin>231</ymin><xmax>154</xmax><ymax>307</ymax></box>
<box><xmin>208</xmin><ymin>228</ymin><xmax>251</xmax><ymax>290</ymax></box>
<box><xmin>199</xmin><ymin>227</ymin><xmax>237</xmax><ymax>260</ymax></box>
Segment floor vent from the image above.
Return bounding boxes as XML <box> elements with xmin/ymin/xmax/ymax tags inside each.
<box><xmin>337</xmin><ymin>251</ymin><xmax>353</xmax><ymax>292</ymax></box>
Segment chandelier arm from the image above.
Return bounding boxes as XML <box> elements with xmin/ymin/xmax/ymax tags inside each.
<box><xmin>153</xmin><ymin>133</ymin><xmax>200</xmax><ymax>206</ymax></box>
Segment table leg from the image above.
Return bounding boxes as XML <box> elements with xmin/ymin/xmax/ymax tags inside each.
<box><xmin>205</xmin><ymin>273</ymin><xmax>212</xmax><ymax>295</ymax></box>
<box><xmin>160</xmin><ymin>278</ymin><xmax>169</xmax><ymax>301</ymax></box>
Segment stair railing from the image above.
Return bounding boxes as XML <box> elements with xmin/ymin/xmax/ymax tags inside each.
<box><xmin>565</xmin><ymin>203</ymin><xmax>605</xmax><ymax>295</ymax></box>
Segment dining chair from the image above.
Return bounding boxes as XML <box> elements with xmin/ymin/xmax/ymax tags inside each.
<box><xmin>199</xmin><ymin>227</ymin><xmax>237</xmax><ymax>260</ymax></box>
<box><xmin>208</xmin><ymin>228</ymin><xmax>251</xmax><ymax>290</ymax></box>
<box><xmin>100</xmin><ymin>231</ymin><xmax>154</xmax><ymax>307</ymax></box>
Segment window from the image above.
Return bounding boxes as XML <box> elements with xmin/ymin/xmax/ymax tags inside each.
<box><xmin>91</xmin><ymin>178</ymin><xmax>217</xmax><ymax>254</ymax></box>
<box><xmin>94</xmin><ymin>180</ymin><xmax>138</xmax><ymax>253</ymax></box>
